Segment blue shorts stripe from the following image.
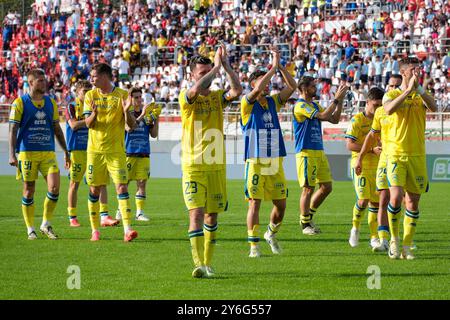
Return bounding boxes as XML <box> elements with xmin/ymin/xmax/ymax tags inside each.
<box><xmin>304</xmin><ymin>157</ymin><xmax>308</xmax><ymax>186</ymax></box>
<box><xmin>244</xmin><ymin>162</ymin><xmax>250</xmax><ymax>198</ymax></box>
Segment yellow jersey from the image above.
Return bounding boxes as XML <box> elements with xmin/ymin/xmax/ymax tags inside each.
<box><xmin>382</xmin><ymin>89</ymin><xmax>426</xmax><ymax>156</ymax></box>
<box><xmin>83</xmin><ymin>86</ymin><xmax>128</xmax><ymax>154</ymax></box>
<box><xmin>345</xmin><ymin>111</ymin><xmax>379</xmax><ymax>168</ymax></box>
<box><xmin>179</xmin><ymin>89</ymin><xmax>228</xmax><ymax>172</ymax></box>
<box><xmin>371</xmin><ymin>105</ymin><xmax>392</xmax><ymax>158</ymax></box>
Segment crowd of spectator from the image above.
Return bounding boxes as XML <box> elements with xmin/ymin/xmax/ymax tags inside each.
<box><xmin>0</xmin><ymin>0</ymin><xmax>449</xmax><ymax>111</ymax></box>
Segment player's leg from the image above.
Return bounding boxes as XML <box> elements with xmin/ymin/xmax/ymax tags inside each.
<box><xmin>368</xmin><ymin>201</ymin><xmax>380</xmax><ymax>248</ymax></box>
<box><xmin>308</xmin><ymin>153</ymin><xmax>333</xmax><ymax>232</ymax></box>
<box><xmin>116</xmin><ymin>182</ymin><xmax>138</xmax><ymax>242</ymax></box>
<box><xmin>135</xmin><ymin>179</ymin><xmax>149</xmax><ymax>221</ymax></box>
<box><xmin>88</xmin><ymin>185</ymin><xmax>101</xmax><ymax>241</ymax></box>
<box><xmin>402</xmin><ymin>192</ymin><xmax>420</xmax><ymax>260</ymax></box>
<box><xmin>189</xmin><ymin>207</ymin><xmax>206</xmax><ymax>278</ymax></box>
<box><xmin>264</xmin><ymin>198</ymin><xmax>286</xmax><ymax>254</ymax></box>
<box><xmin>202</xmin><ymin>170</ymin><xmax>227</xmax><ymax>277</ymax></box>
<box><xmin>349</xmin><ymin>197</ymin><xmax>368</xmax><ymax>248</ymax></box>
<box><xmin>68</xmin><ymin>180</ymin><xmax>81</xmax><ymax>227</ymax></box>
<box><xmin>99</xmin><ymin>185</ymin><xmax>120</xmax><ymax>227</ymax></box>
<box><xmin>41</xmin><ymin>171</ymin><xmax>60</xmax><ymax>239</ymax></box>
<box><xmin>203</xmin><ymin>212</ymin><xmax>218</xmax><ymax>277</ymax></box>
<box><xmin>107</xmin><ymin>153</ymin><xmax>137</xmax><ymax>241</ymax></box>
<box><xmin>67</xmin><ymin>150</ymin><xmax>86</xmax><ymax>227</ymax></box>
<box><xmin>375</xmin><ymin>189</ymin><xmax>390</xmax><ymax>251</ymax></box>
<box><xmin>40</xmin><ymin>152</ymin><xmax>60</xmax><ymax>240</ymax></box>
<box><xmin>22</xmin><ymin>181</ymin><xmax>37</xmax><ymax>239</ymax></box>
<box><xmin>247</xmin><ymin>199</ymin><xmax>262</xmax><ymax>257</ymax></box>
<box><xmin>296</xmin><ymin>154</ymin><xmax>319</xmax><ymax>235</ymax></box>
<box><xmin>17</xmin><ymin>153</ymin><xmax>38</xmax><ymax>239</ymax></box>
<box><xmin>245</xmin><ymin>162</ymin><xmax>263</xmax><ymax>257</ymax></box>
<box><xmin>386</xmin><ymin>157</ymin><xmax>406</xmax><ymax>259</ymax></box>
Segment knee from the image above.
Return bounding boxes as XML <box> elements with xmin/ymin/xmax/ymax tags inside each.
<box><xmin>274</xmin><ymin>200</ymin><xmax>286</xmax><ymax>213</ymax></box>
<box><xmin>117</xmin><ymin>184</ymin><xmax>128</xmax><ymax>195</ymax></box>
<box><xmin>24</xmin><ymin>183</ymin><xmax>35</xmax><ymax>197</ymax></box>
<box><xmin>357</xmin><ymin>199</ymin><xmax>369</xmax><ymax>208</ymax></box>
<box><xmin>248</xmin><ymin>199</ymin><xmax>261</xmax><ymax>212</ymax></box>
<box><xmin>302</xmin><ymin>187</ymin><xmax>314</xmax><ymax>197</ymax></box>
<box><xmin>89</xmin><ymin>187</ymin><xmax>100</xmax><ymax>197</ymax></box>
<box><xmin>48</xmin><ymin>185</ymin><xmax>59</xmax><ymax>195</ymax></box>
<box><xmin>322</xmin><ymin>183</ymin><xmax>333</xmax><ymax>195</ymax></box>
<box><xmin>69</xmin><ymin>181</ymin><xmax>79</xmax><ymax>191</ymax></box>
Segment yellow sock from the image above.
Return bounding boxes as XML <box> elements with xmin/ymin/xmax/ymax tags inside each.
<box><xmin>403</xmin><ymin>210</ymin><xmax>419</xmax><ymax>247</ymax></box>
<box><xmin>189</xmin><ymin>229</ymin><xmax>205</xmax><ymax>267</ymax></box>
<box><xmin>300</xmin><ymin>213</ymin><xmax>312</xmax><ymax>226</ymax></box>
<box><xmin>368</xmin><ymin>207</ymin><xmax>378</xmax><ymax>239</ymax></box>
<box><xmin>377</xmin><ymin>225</ymin><xmax>390</xmax><ymax>241</ymax></box>
<box><xmin>118</xmin><ymin>193</ymin><xmax>132</xmax><ymax>231</ymax></box>
<box><xmin>88</xmin><ymin>193</ymin><xmax>100</xmax><ymax>231</ymax></box>
<box><xmin>22</xmin><ymin>197</ymin><xmax>35</xmax><ymax>229</ymax></box>
<box><xmin>247</xmin><ymin>224</ymin><xmax>260</xmax><ymax>247</ymax></box>
<box><xmin>43</xmin><ymin>192</ymin><xmax>58</xmax><ymax>225</ymax></box>
<box><xmin>136</xmin><ymin>194</ymin><xmax>146</xmax><ymax>213</ymax></box>
<box><xmin>387</xmin><ymin>204</ymin><xmax>402</xmax><ymax>239</ymax></box>
<box><xmin>352</xmin><ymin>203</ymin><xmax>366</xmax><ymax>229</ymax></box>
<box><xmin>99</xmin><ymin>202</ymin><xmax>108</xmax><ymax>215</ymax></box>
<box><xmin>203</xmin><ymin>223</ymin><xmax>217</xmax><ymax>266</ymax></box>
<box><xmin>267</xmin><ymin>222</ymin><xmax>281</xmax><ymax>235</ymax></box>
<box><xmin>68</xmin><ymin>207</ymin><xmax>77</xmax><ymax>219</ymax></box>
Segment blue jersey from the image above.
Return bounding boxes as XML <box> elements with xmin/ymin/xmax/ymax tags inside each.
<box><xmin>293</xmin><ymin>99</ymin><xmax>324</xmax><ymax>153</ymax></box>
<box><xmin>16</xmin><ymin>94</ymin><xmax>56</xmax><ymax>152</ymax></box>
<box><xmin>65</xmin><ymin>99</ymin><xmax>88</xmax><ymax>151</ymax></box>
<box><xmin>125</xmin><ymin>113</ymin><xmax>151</xmax><ymax>155</ymax></box>
<box><xmin>241</xmin><ymin>96</ymin><xmax>287</xmax><ymax>161</ymax></box>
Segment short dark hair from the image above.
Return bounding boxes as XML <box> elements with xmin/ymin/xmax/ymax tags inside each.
<box><xmin>27</xmin><ymin>68</ymin><xmax>45</xmax><ymax>80</ymax></box>
<box><xmin>390</xmin><ymin>74</ymin><xmax>402</xmax><ymax>81</ymax></box>
<box><xmin>189</xmin><ymin>55</ymin><xmax>212</xmax><ymax>71</ymax></box>
<box><xmin>92</xmin><ymin>63</ymin><xmax>113</xmax><ymax>79</ymax></box>
<box><xmin>75</xmin><ymin>80</ymin><xmax>92</xmax><ymax>91</ymax></box>
<box><xmin>399</xmin><ymin>56</ymin><xmax>419</xmax><ymax>68</ymax></box>
<box><xmin>129</xmin><ymin>87</ymin><xmax>142</xmax><ymax>97</ymax></box>
<box><xmin>248</xmin><ymin>69</ymin><xmax>267</xmax><ymax>85</ymax></box>
<box><xmin>297</xmin><ymin>76</ymin><xmax>316</xmax><ymax>92</ymax></box>
<box><xmin>367</xmin><ymin>87</ymin><xmax>385</xmax><ymax>101</ymax></box>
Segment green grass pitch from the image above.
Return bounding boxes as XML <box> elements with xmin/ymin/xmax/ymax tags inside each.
<box><xmin>0</xmin><ymin>176</ymin><xmax>449</xmax><ymax>300</ymax></box>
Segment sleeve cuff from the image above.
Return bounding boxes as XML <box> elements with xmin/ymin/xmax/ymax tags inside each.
<box><xmin>9</xmin><ymin>120</ymin><xmax>20</xmax><ymax>124</ymax></box>
<box><xmin>310</xmin><ymin>110</ymin><xmax>318</xmax><ymax>119</ymax></box>
<box><xmin>344</xmin><ymin>134</ymin><xmax>358</xmax><ymax>141</ymax></box>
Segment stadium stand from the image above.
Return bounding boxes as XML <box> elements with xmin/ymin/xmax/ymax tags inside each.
<box><xmin>0</xmin><ymin>0</ymin><xmax>449</xmax><ymax>139</ymax></box>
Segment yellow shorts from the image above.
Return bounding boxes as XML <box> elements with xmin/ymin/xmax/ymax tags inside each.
<box><xmin>86</xmin><ymin>152</ymin><xmax>128</xmax><ymax>186</ymax></box>
<box><xmin>69</xmin><ymin>150</ymin><xmax>87</xmax><ymax>183</ymax></box>
<box><xmin>376</xmin><ymin>153</ymin><xmax>388</xmax><ymax>190</ymax></box>
<box><xmin>126</xmin><ymin>157</ymin><xmax>150</xmax><ymax>181</ymax></box>
<box><xmin>296</xmin><ymin>151</ymin><xmax>332</xmax><ymax>188</ymax></box>
<box><xmin>387</xmin><ymin>155</ymin><xmax>429</xmax><ymax>194</ymax></box>
<box><xmin>182</xmin><ymin>169</ymin><xmax>227</xmax><ymax>213</ymax></box>
<box><xmin>244</xmin><ymin>159</ymin><xmax>287</xmax><ymax>201</ymax></box>
<box><xmin>351</xmin><ymin>166</ymin><xmax>378</xmax><ymax>203</ymax></box>
<box><xmin>17</xmin><ymin>151</ymin><xmax>59</xmax><ymax>182</ymax></box>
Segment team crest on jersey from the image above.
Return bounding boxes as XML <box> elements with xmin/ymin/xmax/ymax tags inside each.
<box><xmin>35</xmin><ymin>111</ymin><xmax>46</xmax><ymax>120</ymax></box>
<box><xmin>262</xmin><ymin>112</ymin><xmax>272</xmax><ymax>123</ymax></box>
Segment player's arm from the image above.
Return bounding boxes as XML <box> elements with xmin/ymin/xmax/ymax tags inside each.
<box><xmin>246</xmin><ymin>65</ymin><xmax>276</xmax><ymax>103</ymax></box>
<box><xmin>66</xmin><ymin>103</ymin><xmax>86</xmax><ymax>131</ymax></box>
<box><xmin>53</xmin><ymin>121</ymin><xmax>71</xmax><ymax>169</ymax></box>
<box><xmin>8</xmin><ymin>99</ymin><xmax>22</xmax><ymax>167</ymax></box>
<box><xmin>384</xmin><ymin>73</ymin><xmax>417</xmax><ymax>115</ymax></box>
<box><xmin>84</xmin><ymin>93</ymin><xmax>97</xmax><ymax>128</ymax></box>
<box><xmin>123</xmin><ymin>94</ymin><xmax>137</xmax><ymax>132</ymax></box>
<box><xmin>315</xmin><ymin>84</ymin><xmax>348</xmax><ymax>123</ymax></box>
<box><xmin>8</xmin><ymin>122</ymin><xmax>19</xmax><ymax>167</ymax></box>
<box><xmin>220</xmin><ymin>42</ymin><xmax>243</xmax><ymax>102</ymax></box>
<box><xmin>277</xmin><ymin>61</ymin><xmax>297</xmax><ymax>104</ymax></box>
<box><xmin>354</xmin><ymin>130</ymin><xmax>381</xmax><ymax>175</ymax></box>
<box><xmin>149</xmin><ymin>118</ymin><xmax>159</xmax><ymax>138</ymax></box>
<box><xmin>419</xmin><ymin>89</ymin><xmax>438</xmax><ymax>112</ymax></box>
<box><xmin>186</xmin><ymin>47</ymin><xmax>222</xmax><ymax>103</ymax></box>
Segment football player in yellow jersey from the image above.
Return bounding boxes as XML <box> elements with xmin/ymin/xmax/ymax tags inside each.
<box><xmin>240</xmin><ymin>47</ymin><xmax>297</xmax><ymax>258</ymax></box>
<box><xmin>345</xmin><ymin>87</ymin><xmax>385</xmax><ymax>250</ymax></box>
<box><xmin>179</xmin><ymin>43</ymin><xmax>242</xmax><ymax>278</ymax></box>
<box><xmin>293</xmin><ymin>76</ymin><xmax>349</xmax><ymax>235</ymax></box>
<box><xmin>83</xmin><ymin>63</ymin><xmax>139</xmax><ymax>242</ymax></box>
<box><xmin>355</xmin><ymin>75</ymin><xmax>403</xmax><ymax>253</ymax></box>
<box><xmin>8</xmin><ymin>69</ymin><xmax>70</xmax><ymax>240</ymax></box>
<box><xmin>65</xmin><ymin>80</ymin><xmax>118</xmax><ymax>228</ymax></box>
<box><xmin>382</xmin><ymin>57</ymin><xmax>437</xmax><ymax>260</ymax></box>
